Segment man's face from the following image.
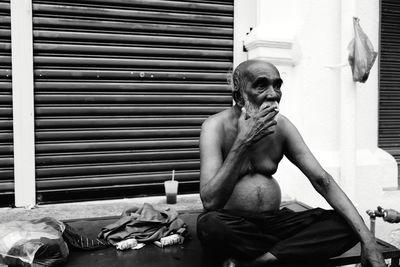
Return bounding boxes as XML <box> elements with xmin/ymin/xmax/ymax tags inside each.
<box><xmin>241</xmin><ymin>62</ymin><xmax>283</xmax><ymax>116</ymax></box>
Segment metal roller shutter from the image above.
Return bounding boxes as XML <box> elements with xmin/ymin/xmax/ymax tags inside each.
<box><xmin>0</xmin><ymin>0</ymin><xmax>13</xmax><ymax>206</ymax></box>
<box><xmin>379</xmin><ymin>0</ymin><xmax>400</xmax><ymax>185</ymax></box>
<box><xmin>32</xmin><ymin>0</ymin><xmax>234</xmax><ymax>203</ymax></box>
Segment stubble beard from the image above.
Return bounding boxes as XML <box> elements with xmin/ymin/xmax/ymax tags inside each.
<box><xmin>242</xmin><ymin>97</ymin><xmax>280</xmax><ymax>122</ymax></box>
<box><xmin>242</xmin><ymin>95</ymin><xmax>260</xmax><ymax>118</ymax></box>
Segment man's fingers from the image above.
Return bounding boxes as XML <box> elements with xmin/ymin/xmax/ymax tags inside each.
<box><xmin>262</xmin><ymin>119</ymin><xmax>277</xmax><ymax>129</ymax></box>
<box><xmin>252</xmin><ymin>121</ymin><xmax>277</xmax><ymax>142</ymax></box>
<box><xmin>259</xmin><ymin>109</ymin><xmax>279</xmax><ymax>122</ymax></box>
<box><xmin>252</xmin><ymin>130</ymin><xmax>274</xmax><ymax>143</ymax></box>
<box><xmin>258</xmin><ymin>105</ymin><xmax>276</xmax><ymax>118</ymax></box>
<box><xmin>254</xmin><ymin>120</ymin><xmax>277</xmax><ymax>134</ymax></box>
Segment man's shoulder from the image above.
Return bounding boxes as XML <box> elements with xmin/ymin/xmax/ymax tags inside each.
<box><xmin>276</xmin><ymin>113</ymin><xmax>303</xmax><ymax>141</ymax></box>
<box><xmin>202</xmin><ymin>108</ymin><xmax>233</xmax><ymax>131</ymax></box>
<box><xmin>276</xmin><ymin>113</ymin><xmax>290</xmax><ymax>130</ymax></box>
<box><xmin>276</xmin><ymin>114</ymin><xmax>298</xmax><ymax>137</ymax></box>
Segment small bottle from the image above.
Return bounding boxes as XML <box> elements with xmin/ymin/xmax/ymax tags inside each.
<box><xmin>154</xmin><ymin>234</ymin><xmax>184</xmax><ymax>248</ymax></box>
<box><xmin>116</xmin><ymin>238</ymin><xmax>138</xmax><ymax>250</ymax></box>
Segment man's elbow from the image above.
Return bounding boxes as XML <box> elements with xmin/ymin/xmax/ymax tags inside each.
<box><xmin>202</xmin><ymin>201</ymin><xmax>218</xmax><ymax>211</ymax></box>
<box><xmin>312</xmin><ymin>172</ymin><xmax>333</xmax><ymax>195</ymax></box>
<box><xmin>200</xmin><ymin>192</ymin><xmax>221</xmax><ymax>211</ymax></box>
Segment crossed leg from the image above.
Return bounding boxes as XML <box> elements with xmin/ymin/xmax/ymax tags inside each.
<box><xmin>197</xmin><ymin>208</ymin><xmax>358</xmax><ymax>266</ymax></box>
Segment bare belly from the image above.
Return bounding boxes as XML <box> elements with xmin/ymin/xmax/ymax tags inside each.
<box><xmin>224</xmin><ymin>173</ymin><xmax>281</xmax><ymax>213</ymax></box>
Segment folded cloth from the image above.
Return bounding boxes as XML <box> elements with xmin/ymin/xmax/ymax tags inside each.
<box><xmin>98</xmin><ymin>203</ymin><xmax>186</xmax><ymax>245</ymax></box>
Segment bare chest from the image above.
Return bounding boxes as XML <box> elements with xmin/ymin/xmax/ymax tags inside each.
<box><xmin>222</xmin><ymin>129</ymin><xmax>284</xmax><ymax>176</ymax></box>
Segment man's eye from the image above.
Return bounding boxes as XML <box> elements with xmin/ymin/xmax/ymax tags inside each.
<box><xmin>273</xmin><ymin>80</ymin><xmax>283</xmax><ymax>89</ymax></box>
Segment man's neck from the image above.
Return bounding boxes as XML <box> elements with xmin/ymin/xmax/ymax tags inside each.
<box><xmin>232</xmin><ymin>104</ymin><xmax>242</xmax><ymax>118</ymax></box>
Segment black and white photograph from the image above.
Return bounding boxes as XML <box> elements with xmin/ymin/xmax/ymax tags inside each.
<box><xmin>0</xmin><ymin>0</ymin><xmax>399</xmax><ymax>266</ymax></box>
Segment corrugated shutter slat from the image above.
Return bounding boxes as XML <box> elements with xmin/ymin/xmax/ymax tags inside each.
<box><xmin>0</xmin><ymin>0</ymin><xmax>13</xmax><ymax>204</ymax></box>
<box><xmin>33</xmin><ymin>0</ymin><xmax>233</xmax><ymax>202</ymax></box>
<box><xmin>379</xmin><ymin>0</ymin><xmax>400</xmax><ymax>185</ymax></box>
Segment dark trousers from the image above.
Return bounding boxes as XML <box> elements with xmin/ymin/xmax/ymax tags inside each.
<box><xmin>197</xmin><ymin>207</ymin><xmax>358</xmax><ymax>263</ymax></box>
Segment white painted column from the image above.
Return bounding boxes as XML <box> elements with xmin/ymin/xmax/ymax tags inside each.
<box><xmin>11</xmin><ymin>0</ymin><xmax>36</xmax><ymax>207</ymax></box>
<box><xmin>233</xmin><ymin>0</ymin><xmax>257</xmax><ymax>67</ymax></box>
<box><xmin>339</xmin><ymin>0</ymin><xmax>357</xmax><ymax>201</ymax></box>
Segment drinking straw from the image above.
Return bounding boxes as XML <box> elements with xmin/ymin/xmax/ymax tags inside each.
<box><xmin>172</xmin><ymin>170</ymin><xmax>175</xmax><ymax>181</ymax></box>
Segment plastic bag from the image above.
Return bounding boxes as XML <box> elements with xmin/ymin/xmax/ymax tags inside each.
<box><xmin>0</xmin><ymin>217</ymin><xmax>69</xmax><ymax>266</ymax></box>
<box><xmin>348</xmin><ymin>17</ymin><xmax>377</xmax><ymax>83</ymax></box>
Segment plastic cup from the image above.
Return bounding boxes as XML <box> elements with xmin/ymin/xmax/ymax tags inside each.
<box><xmin>164</xmin><ymin>180</ymin><xmax>178</xmax><ymax>204</ymax></box>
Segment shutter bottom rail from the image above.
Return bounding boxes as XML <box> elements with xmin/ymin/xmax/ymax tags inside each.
<box><xmin>35</xmin><ymin>180</ymin><xmax>200</xmax><ymax>204</ymax></box>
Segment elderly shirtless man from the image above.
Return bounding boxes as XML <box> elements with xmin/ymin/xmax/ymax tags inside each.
<box><xmin>197</xmin><ymin>60</ymin><xmax>385</xmax><ymax>267</ymax></box>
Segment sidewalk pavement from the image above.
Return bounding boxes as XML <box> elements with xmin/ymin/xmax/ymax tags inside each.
<box><xmin>0</xmin><ymin>194</ymin><xmax>203</xmax><ymax>223</ymax></box>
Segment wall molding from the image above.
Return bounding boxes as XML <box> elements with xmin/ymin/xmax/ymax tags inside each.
<box><xmin>243</xmin><ymin>25</ymin><xmax>301</xmax><ymax>65</ymax></box>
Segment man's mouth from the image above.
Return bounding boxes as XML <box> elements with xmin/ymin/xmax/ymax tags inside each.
<box><xmin>260</xmin><ymin>101</ymin><xmax>279</xmax><ymax>111</ymax></box>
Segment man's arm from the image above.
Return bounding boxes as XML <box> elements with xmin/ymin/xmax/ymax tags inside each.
<box><xmin>199</xmin><ymin>115</ymin><xmax>247</xmax><ymax>211</ymax></box>
<box><xmin>200</xmin><ymin>106</ymin><xmax>278</xmax><ymax>210</ymax></box>
<box><xmin>282</xmin><ymin>117</ymin><xmax>385</xmax><ymax>267</ymax></box>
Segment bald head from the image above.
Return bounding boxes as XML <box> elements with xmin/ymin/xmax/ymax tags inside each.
<box><xmin>235</xmin><ymin>60</ymin><xmax>279</xmax><ymax>77</ymax></box>
<box><xmin>231</xmin><ymin>60</ymin><xmax>280</xmax><ymax>106</ymax></box>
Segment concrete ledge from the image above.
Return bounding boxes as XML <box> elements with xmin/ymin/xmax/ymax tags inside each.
<box><xmin>0</xmin><ymin>194</ymin><xmax>203</xmax><ymax>224</ymax></box>
<box><xmin>0</xmin><ymin>193</ymin><xmax>295</xmax><ymax>224</ymax></box>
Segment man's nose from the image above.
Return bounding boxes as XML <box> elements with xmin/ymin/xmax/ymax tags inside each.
<box><xmin>263</xmin><ymin>87</ymin><xmax>279</xmax><ymax>101</ymax></box>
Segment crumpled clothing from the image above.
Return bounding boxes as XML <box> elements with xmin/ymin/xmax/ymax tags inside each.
<box><xmin>98</xmin><ymin>203</ymin><xmax>186</xmax><ymax>245</ymax></box>
<box><xmin>348</xmin><ymin>17</ymin><xmax>377</xmax><ymax>83</ymax></box>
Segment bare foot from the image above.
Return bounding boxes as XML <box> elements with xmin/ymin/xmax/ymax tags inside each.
<box><xmin>223</xmin><ymin>258</ymin><xmax>253</xmax><ymax>267</ymax></box>
<box><xmin>221</xmin><ymin>258</ymin><xmax>259</xmax><ymax>267</ymax></box>
<box><xmin>248</xmin><ymin>252</ymin><xmax>278</xmax><ymax>267</ymax></box>
<box><xmin>222</xmin><ymin>252</ymin><xmax>278</xmax><ymax>267</ymax></box>
<box><xmin>222</xmin><ymin>258</ymin><xmax>240</xmax><ymax>267</ymax></box>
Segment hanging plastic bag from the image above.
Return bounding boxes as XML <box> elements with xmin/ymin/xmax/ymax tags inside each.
<box><xmin>0</xmin><ymin>217</ymin><xmax>69</xmax><ymax>266</ymax></box>
<box><xmin>348</xmin><ymin>17</ymin><xmax>378</xmax><ymax>83</ymax></box>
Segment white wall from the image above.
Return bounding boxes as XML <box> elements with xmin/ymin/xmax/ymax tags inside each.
<box><xmin>234</xmin><ymin>0</ymin><xmax>257</xmax><ymax>67</ymax></box>
<box><xmin>239</xmin><ymin>0</ymin><xmax>400</xmax><ymax>245</ymax></box>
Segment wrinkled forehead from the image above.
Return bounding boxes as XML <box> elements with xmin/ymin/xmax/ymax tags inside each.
<box><xmin>242</xmin><ymin>61</ymin><xmax>281</xmax><ymax>82</ymax></box>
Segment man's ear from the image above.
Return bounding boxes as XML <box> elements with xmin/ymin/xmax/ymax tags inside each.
<box><xmin>233</xmin><ymin>91</ymin><xmax>245</xmax><ymax>107</ymax></box>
